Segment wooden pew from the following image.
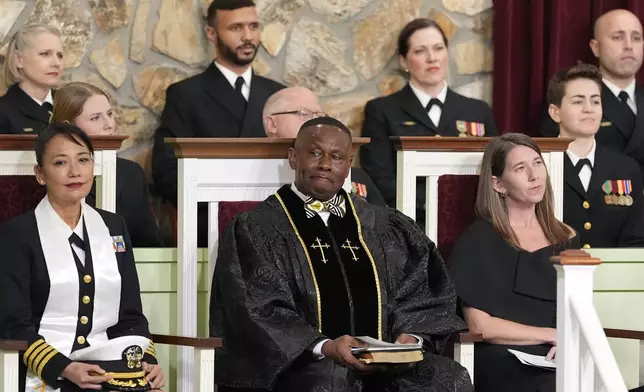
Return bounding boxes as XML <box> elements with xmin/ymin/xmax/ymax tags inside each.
<box><xmin>0</xmin><ymin>135</ymin><xmax>124</xmax><ymax>212</ymax></box>
<box><xmin>392</xmin><ymin>136</ymin><xmax>571</xmax><ymax>240</ymax></box>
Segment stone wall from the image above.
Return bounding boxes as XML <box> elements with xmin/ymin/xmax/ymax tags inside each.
<box><xmin>0</xmin><ymin>0</ymin><xmax>493</xmax><ymax>172</ymax></box>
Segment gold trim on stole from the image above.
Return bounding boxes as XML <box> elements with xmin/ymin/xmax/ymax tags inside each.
<box><xmin>275</xmin><ymin>192</ymin><xmax>383</xmax><ymax>340</ymax></box>
<box><xmin>275</xmin><ymin>193</ymin><xmax>323</xmax><ymax>333</ymax></box>
<box><xmin>346</xmin><ymin>196</ymin><xmax>383</xmax><ymax>341</ymax></box>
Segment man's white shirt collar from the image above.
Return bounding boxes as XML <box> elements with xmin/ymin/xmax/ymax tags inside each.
<box><xmin>214</xmin><ymin>60</ymin><xmax>252</xmax><ymax>92</ymax></box>
<box><xmin>291</xmin><ymin>183</ymin><xmax>333</xmax><ymax>225</ymax></box>
<box><xmin>603</xmin><ymin>77</ymin><xmax>637</xmax><ymax>114</ymax></box>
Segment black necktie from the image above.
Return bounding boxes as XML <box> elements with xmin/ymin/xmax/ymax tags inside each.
<box><xmin>425</xmin><ymin>98</ymin><xmax>443</xmax><ymax>112</ymax></box>
<box><xmin>69</xmin><ymin>232</ymin><xmax>86</xmax><ymax>269</ymax></box>
<box><xmin>69</xmin><ymin>232</ymin><xmax>85</xmax><ymax>250</ymax></box>
<box><xmin>574</xmin><ymin>158</ymin><xmax>592</xmax><ymax>174</ymax></box>
<box><xmin>619</xmin><ymin>91</ymin><xmax>635</xmax><ymax>115</ymax></box>
<box><xmin>42</xmin><ymin>102</ymin><xmax>53</xmax><ymax>112</ymax></box>
<box><xmin>235</xmin><ymin>77</ymin><xmax>245</xmax><ymax>99</ymax></box>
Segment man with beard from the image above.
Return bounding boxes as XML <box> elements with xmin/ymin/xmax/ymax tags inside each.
<box><xmin>152</xmin><ymin>0</ymin><xmax>284</xmax><ymax>246</ymax></box>
<box><xmin>211</xmin><ymin>116</ymin><xmax>472</xmax><ymax>392</ymax></box>
<box><xmin>542</xmin><ymin>9</ymin><xmax>644</xmax><ymax>180</ymax></box>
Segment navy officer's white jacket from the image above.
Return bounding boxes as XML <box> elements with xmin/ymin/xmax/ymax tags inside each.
<box><xmin>0</xmin><ymin>196</ymin><xmax>156</xmax><ymax>391</ymax></box>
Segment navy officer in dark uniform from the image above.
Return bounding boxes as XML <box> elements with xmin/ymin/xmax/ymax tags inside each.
<box><xmin>263</xmin><ymin>86</ymin><xmax>387</xmax><ymax>207</ymax></box>
<box><xmin>0</xmin><ymin>24</ymin><xmax>63</xmax><ymax>134</ymax></box>
<box><xmin>0</xmin><ymin>124</ymin><xmax>164</xmax><ymax>391</ymax></box>
<box><xmin>152</xmin><ymin>0</ymin><xmax>284</xmax><ymax>246</ymax></box>
<box><xmin>543</xmin><ymin>10</ymin><xmax>644</xmax><ymax>181</ymax></box>
<box><xmin>547</xmin><ymin>63</ymin><xmax>644</xmax><ymax>248</ymax></box>
<box><xmin>360</xmin><ymin>18</ymin><xmax>498</xmax><ymax>217</ymax></box>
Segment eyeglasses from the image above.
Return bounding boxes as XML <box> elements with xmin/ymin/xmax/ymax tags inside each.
<box><xmin>271</xmin><ymin>109</ymin><xmax>328</xmax><ymax>121</ymax></box>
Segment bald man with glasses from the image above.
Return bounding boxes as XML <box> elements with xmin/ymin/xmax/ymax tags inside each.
<box><xmin>263</xmin><ymin>87</ymin><xmax>387</xmax><ymax>206</ymax></box>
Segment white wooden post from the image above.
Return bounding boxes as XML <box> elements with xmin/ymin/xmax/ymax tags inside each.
<box><xmin>1</xmin><ymin>350</ymin><xmax>20</xmax><ymax>392</ymax></box>
<box><xmin>552</xmin><ymin>250</ymin><xmax>627</xmax><ymax>392</ymax></box>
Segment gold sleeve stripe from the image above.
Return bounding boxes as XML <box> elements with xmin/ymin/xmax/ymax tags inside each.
<box><xmin>23</xmin><ymin>339</ymin><xmax>46</xmax><ymax>366</ymax></box>
<box><xmin>31</xmin><ymin>345</ymin><xmax>55</xmax><ymax>372</ymax></box>
<box><xmin>36</xmin><ymin>349</ymin><xmax>59</xmax><ymax>379</ymax></box>
<box><xmin>145</xmin><ymin>348</ymin><xmax>157</xmax><ymax>357</ymax></box>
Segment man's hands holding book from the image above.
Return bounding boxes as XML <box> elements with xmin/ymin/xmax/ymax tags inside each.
<box><xmin>321</xmin><ymin>334</ymin><xmax>422</xmax><ymax>373</ymax></box>
<box><xmin>321</xmin><ymin>335</ymin><xmax>382</xmax><ymax>372</ymax></box>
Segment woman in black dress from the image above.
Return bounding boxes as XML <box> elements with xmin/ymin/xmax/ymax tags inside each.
<box><xmin>0</xmin><ymin>24</ymin><xmax>63</xmax><ymax>134</ymax></box>
<box><xmin>449</xmin><ymin>133</ymin><xmax>579</xmax><ymax>392</ymax></box>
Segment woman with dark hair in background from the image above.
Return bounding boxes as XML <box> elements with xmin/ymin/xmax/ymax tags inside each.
<box><xmin>449</xmin><ymin>133</ymin><xmax>579</xmax><ymax>392</ymax></box>
<box><xmin>360</xmin><ymin>18</ymin><xmax>498</xmax><ymax>218</ymax></box>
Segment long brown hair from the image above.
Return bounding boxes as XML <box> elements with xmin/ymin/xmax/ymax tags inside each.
<box><xmin>475</xmin><ymin>133</ymin><xmax>571</xmax><ymax>248</ymax></box>
<box><xmin>50</xmin><ymin>82</ymin><xmax>112</xmax><ymax>124</ymax></box>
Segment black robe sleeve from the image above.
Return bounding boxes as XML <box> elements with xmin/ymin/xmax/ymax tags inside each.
<box><xmin>210</xmin><ymin>213</ymin><xmax>325</xmax><ymax>389</ymax></box>
<box><xmin>104</xmin><ymin>215</ymin><xmax>157</xmax><ymax>364</ymax></box>
<box><xmin>0</xmin><ymin>220</ymin><xmax>72</xmax><ymax>387</ymax></box>
<box><xmin>379</xmin><ymin>209</ymin><xmax>466</xmax><ymax>354</ymax></box>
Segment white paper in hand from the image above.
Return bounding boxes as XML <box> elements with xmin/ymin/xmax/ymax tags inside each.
<box><xmin>354</xmin><ymin>336</ymin><xmax>422</xmax><ymax>352</ymax></box>
<box><xmin>507</xmin><ymin>349</ymin><xmax>556</xmax><ymax>370</ymax></box>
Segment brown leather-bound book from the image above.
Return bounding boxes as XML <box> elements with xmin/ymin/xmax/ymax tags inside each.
<box><xmin>358</xmin><ymin>349</ymin><xmax>424</xmax><ymax>364</ymax></box>
<box><xmin>351</xmin><ymin>336</ymin><xmax>424</xmax><ymax>364</ymax></box>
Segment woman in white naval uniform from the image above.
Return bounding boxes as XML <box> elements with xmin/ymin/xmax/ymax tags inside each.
<box><xmin>0</xmin><ymin>123</ymin><xmax>164</xmax><ymax>391</ymax></box>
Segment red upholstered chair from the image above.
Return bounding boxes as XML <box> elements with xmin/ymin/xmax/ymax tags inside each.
<box><xmin>437</xmin><ymin>174</ymin><xmax>480</xmax><ymax>260</ymax></box>
<box><xmin>218</xmin><ymin>201</ymin><xmax>262</xmax><ymax>236</ymax></box>
<box><xmin>0</xmin><ymin>176</ymin><xmax>46</xmax><ymax>223</ymax></box>
<box><xmin>436</xmin><ymin>174</ymin><xmax>481</xmax><ymax>381</ymax></box>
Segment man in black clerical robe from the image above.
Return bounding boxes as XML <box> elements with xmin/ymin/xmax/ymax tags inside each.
<box><xmin>210</xmin><ymin>116</ymin><xmax>472</xmax><ymax>392</ymax></box>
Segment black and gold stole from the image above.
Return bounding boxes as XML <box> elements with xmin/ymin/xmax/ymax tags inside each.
<box><xmin>275</xmin><ymin>185</ymin><xmax>382</xmax><ymax>340</ymax></box>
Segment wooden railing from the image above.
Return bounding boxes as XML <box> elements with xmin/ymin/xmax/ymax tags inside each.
<box><xmin>553</xmin><ymin>250</ymin><xmax>633</xmax><ymax>391</ymax></box>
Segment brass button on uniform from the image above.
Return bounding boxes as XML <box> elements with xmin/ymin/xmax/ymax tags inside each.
<box><xmin>584</xmin><ymin>222</ymin><xmax>592</xmax><ymax>230</ymax></box>
<box><xmin>83</xmin><ymin>275</ymin><xmax>92</xmax><ymax>284</ymax></box>
<box><xmin>82</xmin><ymin>296</ymin><xmax>91</xmax><ymax>304</ymax></box>
<box><xmin>80</xmin><ymin>316</ymin><xmax>88</xmax><ymax>325</ymax></box>
<box><xmin>583</xmin><ymin>201</ymin><xmax>590</xmax><ymax>209</ymax></box>
<box><xmin>583</xmin><ymin>244</ymin><xmax>591</xmax><ymax>249</ymax></box>
<box><xmin>77</xmin><ymin>336</ymin><xmax>86</xmax><ymax>345</ymax></box>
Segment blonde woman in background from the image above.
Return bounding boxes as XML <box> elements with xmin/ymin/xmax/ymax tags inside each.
<box><xmin>0</xmin><ymin>24</ymin><xmax>62</xmax><ymax>134</ymax></box>
<box><xmin>51</xmin><ymin>82</ymin><xmax>162</xmax><ymax>247</ymax></box>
